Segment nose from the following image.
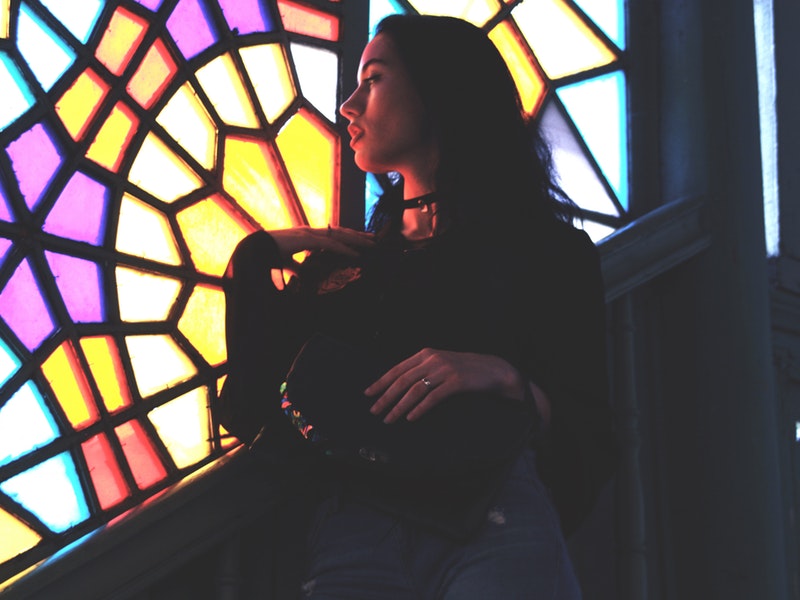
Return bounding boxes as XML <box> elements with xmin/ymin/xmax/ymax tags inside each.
<box><xmin>339</xmin><ymin>87</ymin><xmax>360</xmax><ymax>120</ymax></box>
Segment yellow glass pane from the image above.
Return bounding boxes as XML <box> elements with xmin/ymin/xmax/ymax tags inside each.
<box><xmin>115</xmin><ymin>266</ymin><xmax>182</xmax><ymax>322</ymax></box>
<box><xmin>408</xmin><ymin>0</ymin><xmax>500</xmax><ymax>26</ymax></box>
<box><xmin>239</xmin><ymin>44</ymin><xmax>295</xmax><ymax>124</ymax></box>
<box><xmin>178</xmin><ymin>284</ymin><xmax>226</xmax><ymax>367</ymax></box>
<box><xmin>95</xmin><ymin>6</ymin><xmax>148</xmax><ymax>76</ymax></box>
<box><xmin>128</xmin><ymin>132</ymin><xmax>204</xmax><ymax>203</ymax></box>
<box><xmin>125</xmin><ymin>334</ymin><xmax>197</xmax><ymax>398</ymax></box>
<box><xmin>0</xmin><ymin>0</ymin><xmax>9</xmax><ymax>39</ymax></box>
<box><xmin>116</xmin><ymin>193</ymin><xmax>182</xmax><ymax>265</ymax></box>
<box><xmin>157</xmin><ymin>82</ymin><xmax>217</xmax><ymax>171</ymax></box>
<box><xmin>0</xmin><ymin>507</ymin><xmax>41</xmax><ymax>563</ymax></box>
<box><xmin>86</xmin><ymin>101</ymin><xmax>139</xmax><ymax>172</ymax></box>
<box><xmin>41</xmin><ymin>341</ymin><xmax>98</xmax><ymax>430</ymax></box>
<box><xmin>275</xmin><ymin>108</ymin><xmax>338</xmax><ymax>228</ymax></box>
<box><xmin>79</xmin><ymin>335</ymin><xmax>132</xmax><ymax>413</ymax></box>
<box><xmin>55</xmin><ymin>68</ymin><xmax>110</xmax><ymax>141</ymax></box>
<box><xmin>513</xmin><ymin>0</ymin><xmax>616</xmax><ymax>79</ymax></box>
<box><xmin>127</xmin><ymin>38</ymin><xmax>176</xmax><ymax>109</ymax></box>
<box><xmin>148</xmin><ymin>387</ymin><xmax>211</xmax><ymax>469</ymax></box>
<box><xmin>489</xmin><ymin>21</ymin><xmax>546</xmax><ymax>116</ymax></box>
<box><xmin>223</xmin><ymin>135</ymin><xmax>296</xmax><ymax>230</ymax></box>
<box><xmin>176</xmin><ymin>194</ymin><xmax>254</xmax><ymax>276</ymax></box>
<box><xmin>195</xmin><ymin>52</ymin><xmax>259</xmax><ymax>128</ymax></box>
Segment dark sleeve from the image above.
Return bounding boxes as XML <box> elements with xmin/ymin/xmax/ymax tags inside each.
<box><xmin>525</xmin><ymin>227</ymin><xmax>618</xmax><ymax>537</ymax></box>
<box><xmin>216</xmin><ymin>231</ymin><xmax>309</xmax><ymax>447</ymax></box>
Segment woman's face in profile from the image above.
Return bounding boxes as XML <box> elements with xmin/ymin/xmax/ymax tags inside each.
<box><xmin>340</xmin><ymin>33</ymin><xmax>438</xmax><ymax>180</ymax></box>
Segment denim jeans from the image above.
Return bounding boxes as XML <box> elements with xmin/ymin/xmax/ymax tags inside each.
<box><xmin>300</xmin><ymin>448</ymin><xmax>582</xmax><ymax>599</ymax></box>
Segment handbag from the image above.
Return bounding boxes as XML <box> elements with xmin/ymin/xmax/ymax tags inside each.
<box><xmin>279</xmin><ymin>332</ymin><xmax>534</xmax><ymax>479</ymax></box>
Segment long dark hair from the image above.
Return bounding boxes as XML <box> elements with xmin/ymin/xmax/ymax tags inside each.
<box><xmin>366</xmin><ymin>14</ymin><xmax>576</xmax><ymax>238</ymax></box>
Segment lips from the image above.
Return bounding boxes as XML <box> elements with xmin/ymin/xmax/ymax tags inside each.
<box><xmin>347</xmin><ymin>125</ymin><xmax>363</xmax><ymax>147</ymax></box>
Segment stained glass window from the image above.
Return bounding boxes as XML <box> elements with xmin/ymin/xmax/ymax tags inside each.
<box><xmin>0</xmin><ymin>0</ymin><xmax>630</xmax><ymax>586</ymax></box>
<box><xmin>0</xmin><ymin>0</ymin><xmax>342</xmax><ymax>584</ymax></box>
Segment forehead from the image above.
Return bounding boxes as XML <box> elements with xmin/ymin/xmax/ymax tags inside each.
<box><xmin>358</xmin><ymin>33</ymin><xmax>399</xmax><ymax>73</ymax></box>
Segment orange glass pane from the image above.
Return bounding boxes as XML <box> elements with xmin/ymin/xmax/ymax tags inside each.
<box><xmin>81</xmin><ymin>432</ymin><xmax>130</xmax><ymax>509</ymax></box>
<box><xmin>275</xmin><ymin>108</ymin><xmax>338</xmax><ymax>228</ymax></box>
<box><xmin>156</xmin><ymin>82</ymin><xmax>217</xmax><ymax>171</ymax></box>
<box><xmin>178</xmin><ymin>284</ymin><xmax>226</xmax><ymax>367</ymax></box>
<box><xmin>223</xmin><ymin>135</ymin><xmax>297</xmax><ymax>230</ymax></box>
<box><xmin>277</xmin><ymin>0</ymin><xmax>339</xmax><ymax>41</ymax></box>
<box><xmin>489</xmin><ymin>20</ymin><xmax>547</xmax><ymax>117</ymax></box>
<box><xmin>127</xmin><ymin>38</ymin><xmax>177</xmax><ymax>109</ymax></box>
<box><xmin>41</xmin><ymin>340</ymin><xmax>99</xmax><ymax>430</ymax></box>
<box><xmin>0</xmin><ymin>508</ymin><xmax>41</xmax><ymax>564</ymax></box>
<box><xmin>79</xmin><ymin>335</ymin><xmax>133</xmax><ymax>413</ymax></box>
<box><xmin>55</xmin><ymin>68</ymin><xmax>110</xmax><ymax>141</ymax></box>
<box><xmin>86</xmin><ymin>101</ymin><xmax>139</xmax><ymax>172</ymax></box>
<box><xmin>0</xmin><ymin>0</ymin><xmax>9</xmax><ymax>39</ymax></box>
<box><xmin>115</xmin><ymin>419</ymin><xmax>167</xmax><ymax>489</ymax></box>
<box><xmin>195</xmin><ymin>52</ymin><xmax>259</xmax><ymax>128</ymax></box>
<box><xmin>148</xmin><ymin>387</ymin><xmax>213</xmax><ymax>469</ymax></box>
<box><xmin>239</xmin><ymin>44</ymin><xmax>296</xmax><ymax>124</ymax></box>
<box><xmin>513</xmin><ymin>0</ymin><xmax>616</xmax><ymax>79</ymax></box>
<box><xmin>176</xmin><ymin>194</ymin><xmax>255</xmax><ymax>277</ymax></box>
<box><xmin>95</xmin><ymin>6</ymin><xmax>149</xmax><ymax>76</ymax></box>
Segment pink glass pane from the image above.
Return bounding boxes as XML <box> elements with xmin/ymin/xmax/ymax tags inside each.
<box><xmin>44</xmin><ymin>251</ymin><xmax>104</xmax><ymax>323</ymax></box>
<box><xmin>219</xmin><ymin>0</ymin><xmax>275</xmax><ymax>35</ymax></box>
<box><xmin>167</xmin><ymin>0</ymin><xmax>217</xmax><ymax>60</ymax></box>
<box><xmin>134</xmin><ymin>0</ymin><xmax>164</xmax><ymax>11</ymax></box>
<box><xmin>5</xmin><ymin>123</ymin><xmax>63</xmax><ymax>212</ymax></box>
<box><xmin>42</xmin><ymin>171</ymin><xmax>108</xmax><ymax>245</ymax></box>
<box><xmin>0</xmin><ymin>258</ymin><xmax>56</xmax><ymax>351</ymax></box>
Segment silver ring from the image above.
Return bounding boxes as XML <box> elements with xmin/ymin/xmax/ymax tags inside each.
<box><xmin>420</xmin><ymin>377</ymin><xmax>432</xmax><ymax>388</ymax></box>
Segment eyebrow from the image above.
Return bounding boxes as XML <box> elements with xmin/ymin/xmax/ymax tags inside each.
<box><xmin>358</xmin><ymin>57</ymin><xmax>388</xmax><ymax>79</ymax></box>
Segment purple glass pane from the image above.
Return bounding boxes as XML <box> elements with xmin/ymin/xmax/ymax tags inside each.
<box><xmin>0</xmin><ymin>258</ymin><xmax>56</xmax><ymax>351</ymax></box>
<box><xmin>219</xmin><ymin>0</ymin><xmax>274</xmax><ymax>35</ymax></box>
<box><xmin>0</xmin><ymin>177</ymin><xmax>14</xmax><ymax>222</ymax></box>
<box><xmin>0</xmin><ymin>238</ymin><xmax>12</xmax><ymax>264</ymax></box>
<box><xmin>133</xmin><ymin>0</ymin><xmax>164</xmax><ymax>10</ymax></box>
<box><xmin>167</xmin><ymin>0</ymin><xmax>217</xmax><ymax>59</ymax></box>
<box><xmin>43</xmin><ymin>171</ymin><xmax>108</xmax><ymax>245</ymax></box>
<box><xmin>45</xmin><ymin>251</ymin><xmax>104</xmax><ymax>323</ymax></box>
<box><xmin>6</xmin><ymin>123</ymin><xmax>63</xmax><ymax>213</ymax></box>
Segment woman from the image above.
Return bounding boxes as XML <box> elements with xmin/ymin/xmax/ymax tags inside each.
<box><xmin>220</xmin><ymin>14</ymin><xmax>616</xmax><ymax>599</ymax></box>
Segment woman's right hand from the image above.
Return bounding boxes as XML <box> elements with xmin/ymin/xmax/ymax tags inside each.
<box><xmin>270</xmin><ymin>226</ymin><xmax>376</xmax><ymax>265</ymax></box>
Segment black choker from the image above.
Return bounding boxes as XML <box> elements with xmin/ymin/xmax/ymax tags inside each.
<box><xmin>402</xmin><ymin>192</ymin><xmax>437</xmax><ymax>210</ymax></box>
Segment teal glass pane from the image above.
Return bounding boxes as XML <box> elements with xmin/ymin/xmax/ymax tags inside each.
<box><xmin>0</xmin><ymin>337</ymin><xmax>21</xmax><ymax>388</ymax></box>
<box><xmin>0</xmin><ymin>382</ymin><xmax>59</xmax><ymax>468</ymax></box>
<box><xmin>573</xmin><ymin>0</ymin><xmax>625</xmax><ymax>50</ymax></box>
<box><xmin>556</xmin><ymin>70</ymin><xmax>628</xmax><ymax>210</ymax></box>
<box><xmin>0</xmin><ymin>452</ymin><xmax>90</xmax><ymax>533</ymax></box>
<box><xmin>291</xmin><ymin>43</ymin><xmax>338</xmax><ymax>122</ymax></box>
<box><xmin>369</xmin><ymin>0</ymin><xmax>404</xmax><ymax>37</ymax></box>
<box><xmin>17</xmin><ymin>2</ymin><xmax>77</xmax><ymax>90</ymax></box>
<box><xmin>40</xmin><ymin>0</ymin><xmax>105</xmax><ymax>44</ymax></box>
<box><xmin>0</xmin><ymin>52</ymin><xmax>35</xmax><ymax>132</ymax></box>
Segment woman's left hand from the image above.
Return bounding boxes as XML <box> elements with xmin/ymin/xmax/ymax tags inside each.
<box><xmin>365</xmin><ymin>348</ymin><xmax>525</xmax><ymax>423</ymax></box>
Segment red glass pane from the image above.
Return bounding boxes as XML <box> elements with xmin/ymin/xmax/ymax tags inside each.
<box><xmin>81</xmin><ymin>433</ymin><xmax>130</xmax><ymax>509</ymax></box>
<box><xmin>277</xmin><ymin>0</ymin><xmax>339</xmax><ymax>41</ymax></box>
<box><xmin>115</xmin><ymin>420</ymin><xmax>167</xmax><ymax>490</ymax></box>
